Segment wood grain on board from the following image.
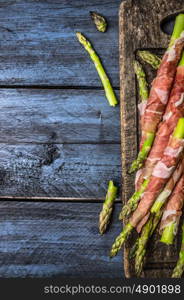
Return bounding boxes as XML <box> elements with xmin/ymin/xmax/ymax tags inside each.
<box><xmin>119</xmin><ymin>0</ymin><xmax>184</xmax><ymax>278</ymax></box>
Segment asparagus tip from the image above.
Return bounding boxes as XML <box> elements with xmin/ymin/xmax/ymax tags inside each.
<box><xmin>90</xmin><ymin>11</ymin><xmax>107</xmax><ymax>32</ymax></box>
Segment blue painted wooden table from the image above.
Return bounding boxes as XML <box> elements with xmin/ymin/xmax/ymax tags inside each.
<box><xmin>0</xmin><ymin>0</ymin><xmax>123</xmax><ymax>278</ymax></box>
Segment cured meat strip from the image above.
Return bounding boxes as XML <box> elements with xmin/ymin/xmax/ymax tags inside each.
<box><xmin>151</xmin><ymin>157</ymin><xmax>184</xmax><ymax>213</ymax></box>
<box><xmin>129</xmin><ymin>14</ymin><xmax>184</xmax><ymax>173</ymax></box>
<box><xmin>110</xmin><ymin>118</ymin><xmax>184</xmax><ymax>258</ymax></box>
<box><xmin>160</xmin><ymin>173</ymin><xmax>184</xmax><ymax>245</ymax></box>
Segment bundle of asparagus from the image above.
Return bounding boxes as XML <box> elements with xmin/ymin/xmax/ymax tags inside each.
<box><xmin>111</xmin><ymin>13</ymin><xmax>184</xmax><ymax>277</ymax></box>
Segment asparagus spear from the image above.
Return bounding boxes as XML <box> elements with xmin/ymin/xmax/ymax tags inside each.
<box><xmin>110</xmin><ymin>223</ymin><xmax>133</xmax><ymax>258</ymax></box>
<box><xmin>135</xmin><ymin>215</ymin><xmax>153</xmax><ymax>275</ymax></box>
<box><xmin>135</xmin><ymin>210</ymin><xmax>162</xmax><ymax>275</ymax></box>
<box><xmin>129</xmin><ymin>14</ymin><xmax>184</xmax><ymax>173</ymax></box>
<box><xmin>172</xmin><ymin>224</ymin><xmax>184</xmax><ymax>278</ymax></box>
<box><xmin>90</xmin><ymin>11</ymin><xmax>107</xmax><ymax>32</ymax></box>
<box><xmin>99</xmin><ymin>180</ymin><xmax>117</xmax><ymax>234</ymax></box>
<box><xmin>134</xmin><ymin>60</ymin><xmax>149</xmax><ymax>102</ymax></box>
<box><xmin>137</xmin><ymin>51</ymin><xmax>161</xmax><ymax>69</ymax></box>
<box><xmin>119</xmin><ymin>179</ymin><xmax>149</xmax><ymax>220</ymax></box>
<box><xmin>76</xmin><ymin>32</ymin><xmax>118</xmax><ymax>107</ymax></box>
<box><xmin>129</xmin><ymin>239</ymin><xmax>139</xmax><ymax>259</ymax></box>
<box><xmin>111</xmin><ymin>118</ymin><xmax>184</xmax><ymax>258</ymax></box>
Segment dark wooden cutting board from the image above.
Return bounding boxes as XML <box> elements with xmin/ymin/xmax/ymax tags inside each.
<box><xmin>119</xmin><ymin>0</ymin><xmax>184</xmax><ymax>278</ymax></box>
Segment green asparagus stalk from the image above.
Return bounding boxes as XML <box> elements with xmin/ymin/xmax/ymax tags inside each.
<box><xmin>135</xmin><ymin>210</ymin><xmax>162</xmax><ymax>275</ymax></box>
<box><xmin>119</xmin><ymin>179</ymin><xmax>149</xmax><ymax>220</ymax></box>
<box><xmin>90</xmin><ymin>11</ymin><xmax>107</xmax><ymax>32</ymax></box>
<box><xmin>99</xmin><ymin>180</ymin><xmax>118</xmax><ymax>234</ymax></box>
<box><xmin>129</xmin><ymin>239</ymin><xmax>139</xmax><ymax>259</ymax></box>
<box><xmin>172</xmin><ymin>224</ymin><xmax>184</xmax><ymax>278</ymax></box>
<box><xmin>76</xmin><ymin>32</ymin><xmax>118</xmax><ymax>106</ymax></box>
<box><xmin>137</xmin><ymin>51</ymin><xmax>161</xmax><ymax>69</ymax></box>
<box><xmin>135</xmin><ymin>215</ymin><xmax>154</xmax><ymax>275</ymax></box>
<box><xmin>129</xmin><ymin>131</ymin><xmax>155</xmax><ymax>173</ymax></box>
<box><xmin>110</xmin><ymin>223</ymin><xmax>133</xmax><ymax>258</ymax></box>
<box><xmin>160</xmin><ymin>222</ymin><xmax>177</xmax><ymax>245</ymax></box>
<box><xmin>129</xmin><ymin>14</ymin><xmax>184</xmax><ymax>173</ymax></box>
<box><xmin>134</xmin><ymin>60</ymin><xmax>149</xmax><ymax>101</ymax></box>
<box><xmin>169</xmin><ymin>14</ymin><xmax>184</xmax><ymax>47</ymax></box>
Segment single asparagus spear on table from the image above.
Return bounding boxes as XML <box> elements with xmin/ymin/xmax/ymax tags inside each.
<box><xmin>90</xmin><ymin>11</ymin><xmax>107</xmax><ymax>33</ymax></box>
<box><xmin>172</xmin><ymin>223</ymin><xmax>184</xmax><ymax>278</ymax></box>
<box><xmin>76</xmin><ymin>32</ymin><xmax>118</xmax><ymax>107</ymax></box>
<box><xmin>129</xmin><ymin>14</ymin><xmax>184</xmax><ymax>173</ymax></box>
<box><xmin>99</xmin><ymin>180</ymin><xmax>117</xmax><ymax>234</ymax></box>
<box><xmin>110</xmin><ymin>118</ymin><xmax>184</xmax><ymax>258</ymax></box>
<box><xmin>137</xmin><ymin>50</ymin><xmax>161</xmax><ymax>69</ymax></box>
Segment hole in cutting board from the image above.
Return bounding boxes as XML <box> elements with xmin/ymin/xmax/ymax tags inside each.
<box><xmin>161</xmin><ymin>12</ymin><xmax>184</xmax><ymax>35</ymax></box>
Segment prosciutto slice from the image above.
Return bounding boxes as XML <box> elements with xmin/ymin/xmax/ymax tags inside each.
<box><xmin>140</xmin><ymin>33</ymin><xmax>184</xmax><ymax>149</ymax></box>
<box><xmin>130</xmin><ymin>135</ymin><xmax>184</xmax><ymax>227</ymax></box>
<box><xmin>160</xmin><ymin>174</ymin><xmax>184</xmax><ymax>235</ymax></box>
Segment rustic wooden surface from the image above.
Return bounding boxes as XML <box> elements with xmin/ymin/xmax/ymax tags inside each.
<box><xmin>0</xmin><ymin>0</ymin><xmax>181</xmax><ymax>279</ymax></box>
<box><xmin>120</xmin><ymin>0</ymin><xmax>184</xmax><ymax>278</ymax></box>
<box><xmin>0</xmin><ymin>0</ymin><xmax>120</xmax><ymax>87</ymax></box>
<box><xmin>0</xmin><ymin>202</ymin><xmax>123</xmax><ymax>278</ymax></box>
<box><xmin>0</xmin><ymin>0</ymin><xmax>123</xmax><ymax>278</ymax></box>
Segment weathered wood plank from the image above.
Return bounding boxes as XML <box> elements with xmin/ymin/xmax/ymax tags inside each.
<box><xmin>0</xmin><ymin>0</ymin><xmax>121</xmax><ymax>86</ymax></box>
<box><xmin>0</xmin><ymin>201</ymin><xmax>123</xmax><ymax>278</ymax></box>
<box><xmin>0</xmin><ymin>143</ymin><xmax>121</xmax><ymax>198</ymax></box>
<box><xmin>119</xmin><ymin>0</ymin><xmax>184</xmax><ymax>278</ymax></box>
<box><xmin>0</xmin><ymin>88</ymin><xmax>120</xmax><ymax>144</ymax></box>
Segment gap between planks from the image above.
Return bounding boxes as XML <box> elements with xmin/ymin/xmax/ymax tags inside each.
<box><xmin>0</xmin><ymin>85</ymin><xmax>120</xmax><ymax>90</ymax></box>
<box><xmin>0</xmin><ymin>196</ymin><xmax>121</xmax><ymax>203</ymax></box>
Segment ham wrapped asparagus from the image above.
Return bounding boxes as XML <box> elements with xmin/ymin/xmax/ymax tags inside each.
<box><xmin>110</xmin><ymin>118</ymin><xmax>184</xmax><ymax>257</ymax></box>
<box><xmin>129</xmin><ymin>14</ymin><xmax>184</xmax><ymax>173</ymax></box>
<box><xmin>160</xmin><ymin>173</ymin><xmax>184</xmax><ymax>245</ymax></box>
<box><xmin>136</xmin><ymin>55</ymin><xmax>184</xmax><ymax>189</ymax></box>
<box><xmin>120</xmin><ymin>54</ymin><xmax>184</xmax><ymax>221</ymax></box>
